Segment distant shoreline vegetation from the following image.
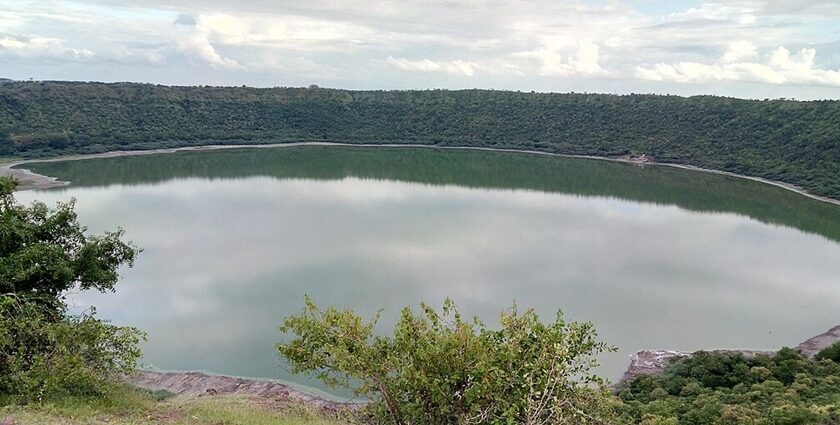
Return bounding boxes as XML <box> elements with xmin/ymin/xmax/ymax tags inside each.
<box><xmin>2</xmin><ymin>81</ymin><xmax>839</xmax><ymax>199</ymax></box>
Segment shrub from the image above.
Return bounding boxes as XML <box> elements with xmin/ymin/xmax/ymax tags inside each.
<box><xmin>0</xmin><ymin>176</ymin><xmax>142</xmax><ymax>404</ymax></box>
<box><xmin>815</xmin><ymin>342</ymin><xmax>840</xmax><ymax>363</ymax></box>
<box><xmin>279</xmin><ymin>297</ymin><xmax>617</xmax><ymax>424</ymax></box>
<box><xmin>0</xmin><ymin>298</ymin><xmax>144</xmax><ymax>403</ymax></box>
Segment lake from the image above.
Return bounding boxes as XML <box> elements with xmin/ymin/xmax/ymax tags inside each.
<box><xmin>15</xmin><ymin>145</ymin><xmax>840</xmax><ymax>397</ymax></box>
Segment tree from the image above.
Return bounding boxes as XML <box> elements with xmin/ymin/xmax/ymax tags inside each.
<box><xmin>0</xmin><ymin>177</ymin><xmax>137</xmax><ymax>313</ymax></box>
<box><xmin>278</xmin><ymin>297</ymin><xmax>617</xmax><ymax>424</ymax></box>
<box><xmin>0</xmin><ymin>177</ymin><xmax>143</xmax><ymax>403</ymax></box>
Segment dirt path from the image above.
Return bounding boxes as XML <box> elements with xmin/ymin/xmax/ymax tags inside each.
<box><xmin>4</xmin><ymin>142</ymin><xmax>840</xmax><ymax>207</ymax></box>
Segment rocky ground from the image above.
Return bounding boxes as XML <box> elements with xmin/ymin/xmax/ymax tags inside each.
<box><xmin>127</xmin><ymin>371</ymin><xmax>364</xmax><ymax>415</ymax></box>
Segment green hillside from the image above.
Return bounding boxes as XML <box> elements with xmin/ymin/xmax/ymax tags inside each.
<box><xmin>2</xmin><ymin>81</ymin><xmax>839</xmax><ymax>198</ymax></box>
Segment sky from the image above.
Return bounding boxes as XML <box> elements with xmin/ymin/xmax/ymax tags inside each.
<box><xmin>2</xmin><ymin>0</ymin><xmax>840</xmax><ymax>99</ymax></box>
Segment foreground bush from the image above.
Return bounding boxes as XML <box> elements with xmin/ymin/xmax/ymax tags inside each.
<box><xmin>0</xmin><ymin>299</ymin><xmax>144</xmax><ymax>403</ymax></box>
<box><xmin>0</xmin><ymin>177</ymin><xmax>142</xmax><ymax>403</ymax></box>
<box><xmin>279</xmin><ymin>297</ymin><xmax>617</xmax><ymax>425</ymax></box>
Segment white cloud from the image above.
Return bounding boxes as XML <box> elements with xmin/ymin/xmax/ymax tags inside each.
<box><xmin>722</xmin><ymin>41</ymin><xmax>757</xmax><ymax>63</ymax></box>
<box><xmin>197</xmin><ymin>12</ymin><xmax>377</xmax><ymax>51</ymax></box>
<box><xmin>0</xmin><ymin>10</ymin><xmax>24</xmax><ymax>32</ymax></box>
<box><xmin>743</xmin><ymin>0</ymin><xmax>840</xmax><ymax>17</ymax></box>
<box><xmin>104</xmin><ymin>48</ymin><xmax>166</xmax><ymax>66</ymax></box>
<box><xmin>0</xmin><ymin>34</ymin><xmax>94</xmax><ymax>61</ymax></box>
<box><xmin>386</xmin><ymin>56</ymin><xmax>479</xmax><ymax>77</ymax></box>
<box><xmin>668</xmin><ymin>3</ymin><xmax>757</xmax><ymax>25</ymax></box>
<box><xmin>176</xmin><ymin>21</ymin><xmax>240</xmax><ymax>69</ymax></box>
<box><xmin>1</xmin><ymin>0</ymin><xmax>840</xmax><ymax>97</ymax></box>
<box><xmin>636</xmin><ymin>45</ymin><xmax>840</xmax><ymax>87</ymax></box>
<box><xmin>251</xmin><ymin>53</ymin><xmax>339</xmax><ymax>78</ymax></box>
<box><xmin>515</xmin><ymin>37</ymin><xmax>606</xmax><ymax>77</ymax></box>
<box><xmin>171</xmin><ymin>11</ymin><xmax>379</xmax><ymax>71</ymax></box>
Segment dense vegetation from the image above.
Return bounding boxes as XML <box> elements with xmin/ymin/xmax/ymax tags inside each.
<box><xmin>8</xmin><ymin>296</ymin><xmax>840</xmax><ymax>425</ymax></box>
<box><xmin>279</xmin><ymin>298</ymin><xmax>618</xmax><ymax>424</ymax></box>
<box><xmin>279</xmin><ymin>298</ymin><xmax>840</xmax><ymax>424</ymax></box>
<box><xmin>2</xmin><ymin>81</ymin><xmax>839</xmax><ymax>199</ymax></box>
<box><xmin>619</xmin><ymin>345</ymin><xmax>840</xmax><ymax>424</ymax></box>
<box><xmin>0</xmin><ymin>177</ymin><xmax>142</xmax><ymax>404</ymax></box>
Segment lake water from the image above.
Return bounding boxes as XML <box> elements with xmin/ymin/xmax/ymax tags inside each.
<box><xmin>15</xmin><ymin>146</ymin><xmax>840</xmax><ymax>397</ymax></box>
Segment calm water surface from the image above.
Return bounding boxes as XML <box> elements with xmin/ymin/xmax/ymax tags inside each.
<box><xmin>16</xmin><ymin>146</ymin><xmax>840</xmax><ymax>397</ymax></box>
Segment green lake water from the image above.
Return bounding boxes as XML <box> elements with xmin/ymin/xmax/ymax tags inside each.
<box><xmin>15</xmin><ymin>146</ymin><xmax>840</xmax><ymax>397</ymax></box>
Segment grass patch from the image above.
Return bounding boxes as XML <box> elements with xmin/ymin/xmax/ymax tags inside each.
<box><xmin>0</xmin><ymin>384</ymin><xmax>349</xmax><ymax>425</ymax></box>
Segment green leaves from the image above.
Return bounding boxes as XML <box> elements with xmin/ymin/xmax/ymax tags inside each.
<box><xmin>815</xmin><ymin>342</ymin><xmax>840</xmax><ymax>363</ymax></box>
<box><xmin>0</xmin><ymin>298</ymin><xmax>146</xmax><ymax>402</ymax></box>
<box><xmin>619</xmin><ymin>350</ymin><xmax>840</xmax><ymax>424</ymax></box>
<box><xmin>0</xmin><ymin>177</ymin><xmax>138</xmax><ymax>311</ymax></box>
<box><xmin>278</xmin><ymin>298</ymin><xmax>617</xmax><ymax>424</ymax></box>
<box><xmin>0</xmin><ymin>177</ymin><xmax>143</xmax><ymax>403</ymax></box>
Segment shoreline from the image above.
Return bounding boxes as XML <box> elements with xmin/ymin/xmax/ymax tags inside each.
<box><xmin>2</xmin><ymin>141</ymin><xmax>840</xmax><ymax>207</ymax></box>
<box><xmin>129</xmin><ymin>323</ymin><xmax>840</xmax><ymax>406</ymax></box>
<box><xmin>126</xmin><ymin>370</ymin><xmax>364</xmax><ymax>414</ymax></box>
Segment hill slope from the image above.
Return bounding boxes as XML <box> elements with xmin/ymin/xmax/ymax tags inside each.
<box><xmin>1</xmin><ymin>81</ymin><xmax>839</xmax><ymax>199</ymax></box>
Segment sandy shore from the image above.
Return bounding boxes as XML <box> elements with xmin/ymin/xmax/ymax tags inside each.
<box><xmin>3</xmin><ymin>141</ymin><xmax>840</xmax><ymax>207</ymax></box>
<box><xmin>0</xmin><ymin>161</ymin><xmax>69</xmax><ymax>190</ymax></box>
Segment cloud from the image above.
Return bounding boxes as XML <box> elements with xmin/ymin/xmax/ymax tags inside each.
<box><xmin>174</xmin><ymin>14</ymin><xmax>197</xmax><ymax>26</ymax></box>
<box><xmin>0</xmin><ymin>33</ymin><xmax>94</xmax><ymax>62</ymax></box>
<box><xmin>722</xmin><ymin>41</ymin><xmax>757</xmax><ymax>63</ymax></box>
<box><xmin>196</xmin><ymin>12</ymin><xmax>376</xmax><ymax>51</ymax></box>
<box><xmin>667</xmin><ymin>3</ymin><xmax>757</xmax><ymax>25</ymax></box>
<box><xmin>2</xmin><ymin>0</ymin><xmax>840</xmax><ymax>97</ymax></box>
<box><xmin>101</xmin><ymin>47</ymin><xmax>166</xmax><ymax>65</ymax></box>
<box><xmin>743</xmin><ymin>0</ymin><xmax>840</xmax><ymax>17</ymax></box>
<box><xmin>0</xmin><ymin>10</ymin><xmax>24</xmax><ymax>32</ymax></box>
<box><xmin>251</xmin><ymin>53</ymin><xmax>339</xmax><ymax>78</ymax></box>
<box><xmin>515</xmin><ymin>38</ymin><xmax>606</xmax><ymax>77</ymax></box>
<box><xmin>176</xmin><ymin>20</ymin><xmax>240</xmax><ymax>69</ymax></box>
<box><xmin>171</xmin><ymin>11</ymin><xmax>373</xmax><ymax>71</ymax></box>
<box><xmin>636</xmin><ymin>45</ymin><xmax>840</xmax><ymax>87</ymax></box>
<box><xmin>386</xmin><ymin>56</ymin><xmax>478</xmax><ymax>77</ymax></box>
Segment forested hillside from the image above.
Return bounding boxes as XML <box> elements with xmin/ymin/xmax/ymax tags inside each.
<box><xmin>1</xmin><ymin>81</ymin><xmax>839</xmax><ymax>199</ymax></box>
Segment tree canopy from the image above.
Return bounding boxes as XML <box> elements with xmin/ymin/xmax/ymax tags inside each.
<box><xmin>619</xmin><ymin>348</ymin><xmax>840</xmax><ymax>424</ymax></box>
<box><xmin>0</xmin><ymin>177</ymin><xmax>137</xmax><ymax>313</ymax></box>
